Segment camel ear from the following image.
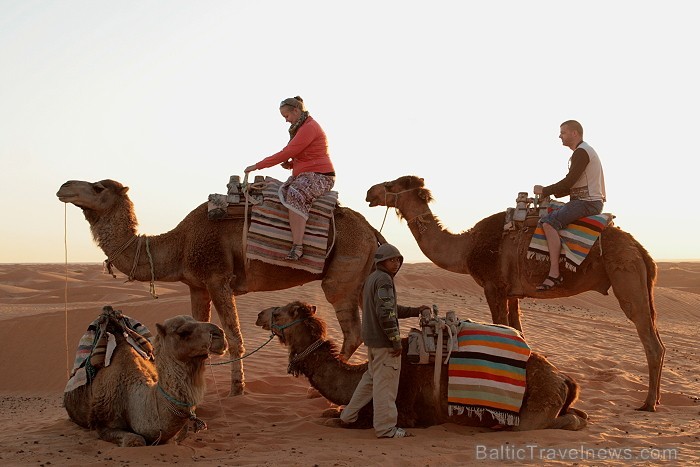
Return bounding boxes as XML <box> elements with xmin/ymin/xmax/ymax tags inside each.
<box><xmin>156</xmin><ymin>322</ymin><xmax>166</xmax><ymax>337</ymax></box>
<box><xmin>309</xmin><ymin>305</ymin><xmax>316</xmax><ymax>315</ymax></box>
<box><xmin>120</xmin><ymin>186</ymin><xmax>130</xmax><ymax>195</ymax></box>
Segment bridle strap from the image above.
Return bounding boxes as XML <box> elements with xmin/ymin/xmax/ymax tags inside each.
<box><xmin>379</xmin><ymin>184</ymin><xmax>423</xmax><ymax>233</ymax></box>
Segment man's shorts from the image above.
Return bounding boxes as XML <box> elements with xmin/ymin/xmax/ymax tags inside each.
<box><xmin>539</xmin><ymin>199</ymin><xmax>604</xmax><ymax>231</ymax></box>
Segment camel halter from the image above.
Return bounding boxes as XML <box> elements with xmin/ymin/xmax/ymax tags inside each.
<box><xmin>287</xmin><ymin>338</ymin><xmax>325</xmax><ymax>374</ymax></box>
<box><xmin>265</xmin><ymin>313</ymin><xmax>325</xmax><ymax>374</ymax></box>
<box><xmin>156</xmin><ymin>384</ymin><xmax>207</xmax><ymax>432</ymax></box>
<box><xmin>378</xmin><ymin>184</ymin><xmax>430</xmax><ymax>233</ymax></box>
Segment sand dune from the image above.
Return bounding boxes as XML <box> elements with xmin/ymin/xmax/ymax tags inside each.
<box><xmin>1</xmin><ymin>262</ymin><xmax>698</xmax><ymax>465</ymax></box>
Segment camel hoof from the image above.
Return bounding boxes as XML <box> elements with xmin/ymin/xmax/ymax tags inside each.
<box><xmin>320</xmin><ymin>407</ymin><xmax>342</xmax><ymax>418</ymax></box>
<box><xmin>636</xmin><ymin>402</ymin><xmax>657</xmax><ymax>412</ymax></box>
<box><xmin>322</xmin><ymin>418</ymin><xmax>353</xmax><ymax>428</ymax></box>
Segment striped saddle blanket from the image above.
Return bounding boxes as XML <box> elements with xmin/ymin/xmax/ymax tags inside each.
<box><xmin>246</xmin><ymin>177</ymin><xmax>338</xmax><ymax>274</ymax></box>
<box><xmin>527</xmin><ymin>213</ymin><xmax>614</xmax><ymax>272</ymax></box>
<box><xmin>448</xmin><ymin>320</ymin><xmax>531</xmax><ymax>426</ymax></box>
<box><xmin>65</xmin><ymin>306</ymin><xmax>153</xmax><ymax>393</ymax></box>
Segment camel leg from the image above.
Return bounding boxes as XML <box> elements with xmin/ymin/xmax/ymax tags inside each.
<box><xmin>506</xmin><ymin>297</ymin><xmax>523</xmax><ymax>332</ymax></box>
<box><xmin>207</xmin><ymin>277</ymin><xmax>245</xmax><ymax>396</ymax></box>
<box><xmin>328</xmin><ymin>302</ymin><xmax>361</xmax><ymax>360</ymax></box>
<box><xmin>189</xmin><ymin>285</ymin><xmax>212</xmax><ymax>322</ymax></box>
<box><xmin>97</xmin><ymin>428</ymin><xmax>146</xmax><ymax>447</ymax></box>
<box><xmin>484</xmin><ymin>283</ymin><xmax>509</xmax><ymax>326</ymax></box>
<box><xmin>321</xmin><ymin>257</ymin><xmax>367</xmax><ymax>360</ymax></box>
<box><xmin>610</xmin><ymin>270</ymin><xmax>665</xmax><ymax>411</ymax></box>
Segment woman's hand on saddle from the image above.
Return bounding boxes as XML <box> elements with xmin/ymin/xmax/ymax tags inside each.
<box><xmin>244</xmin><ymin>164</ymin><xmax>257</xmax><ymax>173</ymax></box>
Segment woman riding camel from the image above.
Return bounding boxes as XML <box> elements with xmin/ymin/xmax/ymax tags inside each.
<box><xmin>245</xmin><ymin>96</ymin><xmax>336</xmax><ymax>261</ymax></box>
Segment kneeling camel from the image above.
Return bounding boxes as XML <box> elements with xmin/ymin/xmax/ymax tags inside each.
<box><xmin>64</xmin><ymin>314</ymin><xmax>227</xmax><ymax>446</ymax></box>
<box><xmin>256</xmin><ymin>301</ymin><xmax>587</xmax><ymax>432</ymax></box>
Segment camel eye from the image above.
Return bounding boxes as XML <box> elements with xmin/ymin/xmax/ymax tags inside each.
<box><xmin>177</xmin><ymin>328</ymin><xmax>193</xmax><ymax>338</ymax></box>
<box><xmin>93</xmin><ymin>185</ymin><xmax>105</xmax><ymax>194</ymax></box>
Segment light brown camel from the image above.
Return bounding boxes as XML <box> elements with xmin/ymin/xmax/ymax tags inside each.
<box><xmin>57</xmin><ymin>179</ymin><xmax>383</xmax><ymax>395</ymax></box>
<box><xmin>63</xmin><ymin>314</ymin><xmax>227</xmax><ymax>446</ymax></box>
<box><xmin>365</xmin><ymin>175</ymin><xmax>665</xmax><ymax>412</ymax></box>
<box><xmin>256</xmin><ymin>301</ymin><xmax>588</xmax><ymax>431</ymax></box>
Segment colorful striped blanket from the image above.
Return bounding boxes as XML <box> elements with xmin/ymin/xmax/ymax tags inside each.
<box><xmin>246</xmin><ymin>177</ymin><xmax>338</xmax><ymax>274</ymax></box>
<box><xmin>448</xmin><ymin>320</ymin><xmax>531</xmax><ymax>426</ymax></box>
<box><xmin>527</xmin><ymin>213</ymin><xmax>613</xmax><ymax>272</ymax></box>
<box><xmin>65</xmin><ymin>306</ymin><xmax>153</xmax><ymax>393</ymax></box>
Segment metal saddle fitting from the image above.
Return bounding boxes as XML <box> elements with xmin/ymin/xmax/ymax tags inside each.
<box><xmin>504</xmin><ymin>192</ymin><xmax>556</xmax><ymax>231</ymax></box>
<box><xmin>227</xmin><ymin>175</ymin><xmax>265</xmax><ymax>204</ymax></box>
<box><xmin>407</xmin><ymin>305</ymin><xmax>460</xmax><ymax>365</ymax></box>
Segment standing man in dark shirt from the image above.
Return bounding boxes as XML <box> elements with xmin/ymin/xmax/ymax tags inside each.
<box><xmin>339</xmin><ymin>243</ymin><xmax>430</xmax><ymax>438</ymax></box>
<box><xmin>533</xmin><ymin>120</ymin><xmax>606</xmax><ymax>291</ymax></box>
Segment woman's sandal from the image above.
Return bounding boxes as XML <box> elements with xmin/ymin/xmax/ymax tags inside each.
<box><xmin>285</xmin><ymin>244</ymin><xmax>304</xmax><ymax>261</ymax></box>
<box><xmin>536</xmin><ymin>275</ymin><xmax>563</xmax><ymax>291</ymax></box>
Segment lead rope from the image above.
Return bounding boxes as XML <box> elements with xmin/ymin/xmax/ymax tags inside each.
<box><xmin>206</xmin><ymin>349</ymin><xmax>234</xmax><ymax>435</ymax></box>
<box><xmin>241</xmin><ymin>173</ymin><xmax>251</xmax><ymax>268</ymax></box>
<box><xmin>63</xmin><ymin>204</ymin><xmax>70</xmax><ymax>380</ymax></box>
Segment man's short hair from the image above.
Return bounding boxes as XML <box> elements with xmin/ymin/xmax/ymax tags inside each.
<box><xmin>561</xmin><ymin>120</ymin><xmax>583</xmax><ymax>136</ymax></box>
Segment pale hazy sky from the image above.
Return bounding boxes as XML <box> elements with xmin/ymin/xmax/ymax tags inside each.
<box><xmin>1</xmin><ymin>0</ymin><xmax>698</xmax><ymax>264</ymax></box>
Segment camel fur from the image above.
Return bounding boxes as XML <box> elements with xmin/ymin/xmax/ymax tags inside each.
<box><xmin>256</xmin><ymin>301</ymin><xmax>587</xmax><ymax>432</ymax></box>
<box><xmin>63</xmin><ymin>315</ymin><xmax>227</xmax><ymax>446</ymax></box>
<box><xmin>57</xmin><ymin>179</ymin><xmax>384</xmax><ymax>395</ymax></box>
<box><xmin>365</xmin><ymin>175</ymin><xmax>665</xmax><ymax>411</ymax></box>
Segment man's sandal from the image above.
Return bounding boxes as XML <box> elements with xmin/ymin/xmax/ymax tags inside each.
<box><xmin>536</xmin><ymin>275</ymin><xmax>563</xmax><ymax>291</ymax></box>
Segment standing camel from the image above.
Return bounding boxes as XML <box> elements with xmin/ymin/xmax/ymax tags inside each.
<box><xmin>57</xmin><ymin>179</ymin><xmax>383</xmax><ymax>395</ymax></box>
<box><xmin>366</xmin><ymin>175</ymin><xmax>664</xmax><ymax>411</ymax></box>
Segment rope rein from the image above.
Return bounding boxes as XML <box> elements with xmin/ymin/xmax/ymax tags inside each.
<box><xmin>104</xmin><ymin>234</ymin><xmax>158</xmax><ymax>299</ymax></box>
<box><xmin>207</xmin><ymin>333</ymin><xmax>275</xmax><ymax>366</ymax></box>
<box><xmin>64</xmin><ymin>205</ymin><xmax>70</xmax><ymax>380</ymax></box>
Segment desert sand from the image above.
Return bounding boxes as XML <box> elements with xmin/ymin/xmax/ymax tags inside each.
<box><xmin>0</xmin><ymin>261</ymin><xmax>698</xmax><ymax>466</ymax></box>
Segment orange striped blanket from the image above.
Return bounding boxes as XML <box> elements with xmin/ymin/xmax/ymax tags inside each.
<box><xmin>527</xmin><ymin>213</ymin><xmax>613</xmax><ymax>272</ymax></box>
<box><xmin>448</xmin><ymin>320</ymin><xmax>531</xmax><ymax>426</ymax></box>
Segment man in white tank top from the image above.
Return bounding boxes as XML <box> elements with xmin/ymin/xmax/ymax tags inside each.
<box><xmin>533</xmin><ymin>120</ymin><xmax>606</xmax><ymax>291</ymax></box>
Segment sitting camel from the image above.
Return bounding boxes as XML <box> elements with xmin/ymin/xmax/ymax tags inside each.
<box><xmin>256</xmin><ymin>301</ymin><xmax>588</xmax><ymax>431</ymax></box>
<box><xmin>64</xmin><ymin>314</ymin><xmax>227</xmax><ymax>446</ymax></box>
<box><xmin>366</xmin><ymin>175</ymin><xmax>664</xmax><ymax>412</ymax></box>
<box><xmin>57</xmin><ymin>179</ymin><xmax>384</xmax><ymax>396</ymax></box>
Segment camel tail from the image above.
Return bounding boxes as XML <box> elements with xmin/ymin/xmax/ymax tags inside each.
<box><xmin>558</xmin><ymin>373</ymin><xmax>581</xmax><ymax>416</ymax></box>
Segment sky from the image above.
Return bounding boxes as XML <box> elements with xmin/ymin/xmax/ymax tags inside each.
<box><xmin>1</xmin><ymin>0</ymin><xmax>699</xmax><ymax>265</ymax></box>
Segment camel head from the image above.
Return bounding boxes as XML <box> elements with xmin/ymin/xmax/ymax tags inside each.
<box><xmin>255</xmin><ymin>301</ymin><xmax>326</xmax><ymax>346</ymax></box>
<box><xmin>57</xmin><ymin>179</ymin><xmax>136</xmax><ymax>224</ymax></box>
<box><xmin>365</xmin><ymin>175</ymin><xmax>433</xmax><ymax>208</ymax></box>
<box><xmin>155</xmin><ymin>315</ymin><xmax>227</xmax><ymax>361</ymax></box>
